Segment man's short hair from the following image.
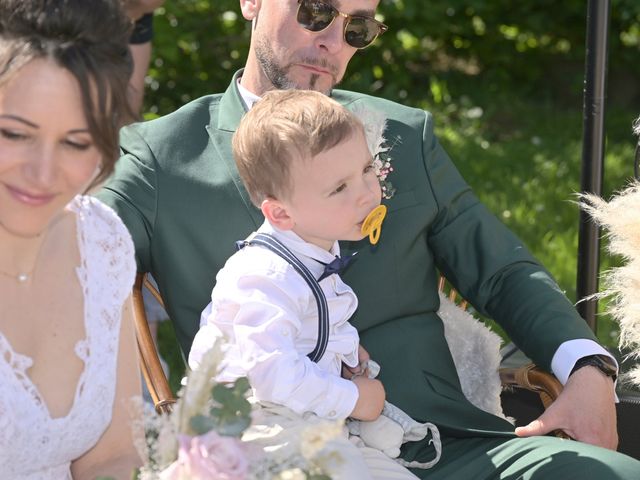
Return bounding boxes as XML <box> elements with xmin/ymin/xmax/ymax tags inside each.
<box><xmin>233</xmin><ymin>89</ymin><xmax>365</xmax><ymax>207</ymax></box>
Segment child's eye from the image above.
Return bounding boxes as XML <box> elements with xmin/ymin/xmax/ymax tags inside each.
<box><xmin>330</xmin><ymin>183</ymin><xmax>347</xmax><ymax>195</ymax></box>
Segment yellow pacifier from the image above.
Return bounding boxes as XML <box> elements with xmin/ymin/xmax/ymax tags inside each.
<box><xmin>361</xmin><ymin>205</ymin><xmax>387</xmax><ymax>245</ymax></box>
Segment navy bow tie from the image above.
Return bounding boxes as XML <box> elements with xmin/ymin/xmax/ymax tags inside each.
<box><xmin>317</xmin><ymin>252</ymin><xmax>358</xmax><ymax>282</ymax></box>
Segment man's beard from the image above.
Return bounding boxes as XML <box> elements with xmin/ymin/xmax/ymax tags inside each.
<box><xmin>254</xmin><ymin>37</ymin><xmax>338</xmax><ymax>94</ymax></box>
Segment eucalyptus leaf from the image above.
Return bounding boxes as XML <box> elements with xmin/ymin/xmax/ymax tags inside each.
<box><xmin>190</xmin><ymin>414</ymin><xmax>217</xmax><ymax>435</ymax></box>
<box><xmin>305</xmin><ymin>472</ymin><xmax>332</xmax><ymax>480</ymax></box>
<box><xmin>215</xmin><ymin>416</ymin><xmax>252</xmax><ymax>437</ymax></box>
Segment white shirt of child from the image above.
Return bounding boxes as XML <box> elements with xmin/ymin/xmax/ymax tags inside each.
<box><xmin>189</xmin><ymin>220</ymin><xmax>361</xmax><ymax>420</ymax></box>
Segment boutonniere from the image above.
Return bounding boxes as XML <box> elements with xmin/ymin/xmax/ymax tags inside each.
<box><xmin>353</xmin><ymin>105</ymin><xmax>400</xmax><ymax>200</ymax></box>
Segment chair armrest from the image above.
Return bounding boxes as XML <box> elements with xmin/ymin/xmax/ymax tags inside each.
<box><xmin>500</xmin><ymin>363</ymin><xmax>570</xmax><ymax>438</ymax></box>
<box><xmin>437</xmin><ymin>274</ymin><xmax>566</xmax><ymax>434</ymax></box>
<box><xmin>132</xmin><ymin>273</ymin><xmax>176</xmax><ymax>414</ymax></box>
<box><xmin>499</xmin><ymin>363</ymin><xmax>562</xmax><ymax>409</ymax></box>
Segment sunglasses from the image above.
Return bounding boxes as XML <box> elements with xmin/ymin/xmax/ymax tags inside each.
<box><xmin>296</xmin><ymin>0</ymin><xmax>388</xmax><ymax>49</ymax></box>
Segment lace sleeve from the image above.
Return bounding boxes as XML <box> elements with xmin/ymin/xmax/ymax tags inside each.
<box><xmin>72</xmin><ymin>195</ymin><xmax>137</xmax><ymax>305</ymax></box>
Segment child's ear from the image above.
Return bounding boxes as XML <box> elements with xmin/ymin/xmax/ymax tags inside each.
<box><xmin>261</xmin><ymin>198</ymin><xmax>294</xmax><ymax>230</ymax></box>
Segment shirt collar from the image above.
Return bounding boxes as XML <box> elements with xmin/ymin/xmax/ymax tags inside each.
<box><xmin>255</xmin><ymin>220</ymin><xmax>341</xmax><ymax>279</ymax></box>
<box><xmin>237</xmin><ymin>77</ymin><xmax>261</xmax><ymax>111</ymax></box>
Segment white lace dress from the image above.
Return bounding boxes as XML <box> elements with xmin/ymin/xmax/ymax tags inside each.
<box><xmin>0</xmin><ymin>196</ymin><xmax>136</xmax><ymax>479</ymax></box>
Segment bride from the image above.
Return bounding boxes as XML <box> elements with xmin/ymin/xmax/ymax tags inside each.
<box><xmin>0</xmin><ymin>0</ymin><xmax>142</xmax><ymax>478</ymax></box>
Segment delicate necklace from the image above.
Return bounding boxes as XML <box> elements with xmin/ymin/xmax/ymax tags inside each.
<box><xmin>0</xmin><ymin>267</ymin><xmax>33</xmax><ymax>283</ymax></box>
<box><xmin>0</xmin><ymin>223</ymin><xmax>51</xmax><ymax>285</ymax></box>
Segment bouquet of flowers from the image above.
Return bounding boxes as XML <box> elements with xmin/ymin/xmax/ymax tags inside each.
<box><xmin>136</xmin><ymin>341</ymin><xmax>343</xmax><ymax>480</ymax></box>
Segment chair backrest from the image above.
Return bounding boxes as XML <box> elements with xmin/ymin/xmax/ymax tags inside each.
<box><xmin>132</xmin><ymin>273</ymin><xmax>176</xmax><ymax>414</ymax></box>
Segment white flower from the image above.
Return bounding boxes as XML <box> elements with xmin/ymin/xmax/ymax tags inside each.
<box><xmin>352</xmin><ymin>104</ymin><xmax>388</xmax><ymax>159</ymax></box>
<box><xmin>273</xmin><ymin>468</ymin><xmax>307</xmax><ymax>480</ymax></box>
<box><xmin>299</xmin><ymin>421</ymin><xmax>344</xmax><ymax>460</ymax></box>
<box><xmin>351</xmin><ymin>105</ymin><xmax>398</xmax><ymax>200</ymax></box>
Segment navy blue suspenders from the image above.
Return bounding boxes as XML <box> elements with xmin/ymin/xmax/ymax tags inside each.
<box><xmin>236</xmin><ymin>233</ymin><xmax>329</xmax><ymax>363</ymax></box>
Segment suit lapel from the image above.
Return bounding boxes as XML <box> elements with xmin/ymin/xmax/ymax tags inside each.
<box><xmin>207</xmin><ymin>71</ymin><xmax>263</xmax><ymax>228</ymax></box>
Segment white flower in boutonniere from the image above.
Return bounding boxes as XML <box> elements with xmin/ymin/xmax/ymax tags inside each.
<box><xmin>353</xmin><ymin>105</ymin><xmax>400</xmax><ymax>200</ymax></box>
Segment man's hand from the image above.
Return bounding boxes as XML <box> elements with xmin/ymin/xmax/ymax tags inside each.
<box><xmin>515</xmin><ymin>366</ymin><xmax>618</xmax><ymax>449</ymax></box>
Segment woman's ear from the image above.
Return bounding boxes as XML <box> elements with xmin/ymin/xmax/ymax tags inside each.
<box><xmin>261</xmin><ymin>197</ymin><xmax>294</xmax><ymax>230</ymax></box>
<box><xmin>240</xmin><ymin>0</ymin><xmax>261</xmax><ymax>21</ymax></box>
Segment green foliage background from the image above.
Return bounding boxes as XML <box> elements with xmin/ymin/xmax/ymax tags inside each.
<box><xmin>146</xmin><ymin>1</ymin><xmax>640</xmax><ymax>373</ymax></box>
<box><xmin>146</xmin><ymin>0</ymin><xmax>640</xmax><ymax>113</ymax></box>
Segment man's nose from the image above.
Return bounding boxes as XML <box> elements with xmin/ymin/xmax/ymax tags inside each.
<box><xmin>314</xmin><ymin>17</ymin><xmax>348</xmax><ymax>53</ymax></box>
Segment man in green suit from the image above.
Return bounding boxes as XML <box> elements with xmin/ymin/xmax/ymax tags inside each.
<box><xmin>99</xmin><ymin>0</ymin><xmax>640</xmax><ymax>477</ymax></box>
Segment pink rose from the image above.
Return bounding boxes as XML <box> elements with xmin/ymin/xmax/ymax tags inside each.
<box><xmin>161</xmin><ymin>432</ymin><xmax>248</xmax><ymax>480</ymax></box>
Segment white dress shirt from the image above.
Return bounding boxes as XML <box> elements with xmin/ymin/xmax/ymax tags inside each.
<box><xmin>190</xmin><ymin>221</ymin><xmax>360</xmax><ymax>420</ymax></box>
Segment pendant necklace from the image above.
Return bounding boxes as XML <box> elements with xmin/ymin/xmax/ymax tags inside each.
<box><xmin>0</xmin><ymin>266</ymin><xmax>34</xmax><ymax>284</ymax></box>
<box><xmin>0</xmin><ymin>227</ymin><xmax>48</xmax><ymax>285</ymax></box>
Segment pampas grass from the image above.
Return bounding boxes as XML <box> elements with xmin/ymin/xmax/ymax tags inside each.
<box><xmin>580</xmin><ymin>181</ymin><xmax>640</xmax><ymax>386</ymax></box>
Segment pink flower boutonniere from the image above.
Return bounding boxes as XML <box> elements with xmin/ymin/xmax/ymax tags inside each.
<box><xmin>354</xmin><ymin>105</ymin><xmax>400</xmax><ymax>200</ymax></box>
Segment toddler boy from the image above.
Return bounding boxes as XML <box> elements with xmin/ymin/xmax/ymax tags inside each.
<box><xmin>190</xmin><ymin>90</ymin><xmax>433</xmax><ymax>479</ymax></box>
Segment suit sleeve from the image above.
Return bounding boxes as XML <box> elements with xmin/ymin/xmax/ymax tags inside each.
<box><xmin>96</xmin><ymin>125</ymin><xmax>157</xmax><ymax>273</ymax></box>
<box><xmin>420</xmin><ymin>111</ymin><xmax>598</xmax><ymax>371</ymax></box>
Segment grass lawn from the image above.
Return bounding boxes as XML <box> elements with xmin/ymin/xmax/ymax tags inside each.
<box><xmin>430</xmin><ymin>96</ymin><xmax>638</xmax><ymax>349</ymax></box>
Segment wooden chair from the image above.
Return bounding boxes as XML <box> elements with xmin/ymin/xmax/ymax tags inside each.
<box><xmin>132</xmin><ymin>273</ymin><xmax>176</xmax><ymax>413</ymax></box>
<box><xmin>132</xmin><ymin>272</ymin><xmax>563</xmax><ymax>419</ymax></box>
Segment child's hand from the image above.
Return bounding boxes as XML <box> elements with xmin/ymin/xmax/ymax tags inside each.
<box><xmin>350</xmin><ymin>376</ymin><xmax>385</xmax><ymax>421</ymax></box>
<box><xmin>342</xmin><ymin>344</ymin><xmax>371</xmax><ymax>379</ymax></box>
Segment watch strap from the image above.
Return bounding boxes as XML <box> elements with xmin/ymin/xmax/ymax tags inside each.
<box><xmin>570</xmin><ymin>354</ymin><xmax>617</xmax><ymax>381</ymax></box>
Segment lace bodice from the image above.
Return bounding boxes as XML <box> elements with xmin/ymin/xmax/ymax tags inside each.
<box><xmin>0</xmin><ymin>196</ymin><xmax>136</xmax><ymax>479</ymax></box>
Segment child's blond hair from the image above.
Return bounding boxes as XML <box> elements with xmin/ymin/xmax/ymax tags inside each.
<box><xmin>233</xmin><ymin>90</ymin><xmax>365</xmax><ymax>207</ymax></box>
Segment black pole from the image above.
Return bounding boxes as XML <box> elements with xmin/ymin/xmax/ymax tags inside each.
<box><xmin>576</xmin><ymin>0</ymin><xmax>610</xmax><ymax>332</ymax></box>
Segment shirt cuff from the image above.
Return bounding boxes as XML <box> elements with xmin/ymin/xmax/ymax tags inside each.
<box><xmin>312</xmin><ymin>377</ymin><xmax>360</xmax><ymax>420</ymax></box>
<box><xmin>551</xmin><ymin>338</ymin><xmax>618</xmax><ymax>385</ymax></box>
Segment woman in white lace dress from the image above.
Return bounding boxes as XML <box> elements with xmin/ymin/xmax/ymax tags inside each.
<box><xmin>0</xmin><ymin>1</ymin><xmax>142</xmax><ymax>478</ymax></box>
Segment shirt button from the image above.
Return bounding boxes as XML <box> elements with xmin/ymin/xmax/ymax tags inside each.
<box><xmin>281</xmin><ymin>329</ymin><xmax>289</xmax><ymax>336</ymax></box>
<box><xmin>328</xmin><ymin>410</ymin><xmax>336</xmax><ymax>418</ymax></box>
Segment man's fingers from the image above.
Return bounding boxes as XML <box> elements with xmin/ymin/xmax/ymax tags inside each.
<box><xmin>515</xmin><ymin>419</ymin><xmax>550</xmax><ymax>438</ymax></box>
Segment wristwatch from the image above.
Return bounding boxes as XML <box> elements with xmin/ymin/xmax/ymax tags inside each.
<box><xmin>570</xmin><ymin>355</ymin><xmax>617</xmax><ymax>381</ymax></box>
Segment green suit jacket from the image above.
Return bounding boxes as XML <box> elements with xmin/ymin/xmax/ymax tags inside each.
<box><xmin>98</xmin><ymin>71</ymin><xmax>598</xmax><ymax>437</ymax></box>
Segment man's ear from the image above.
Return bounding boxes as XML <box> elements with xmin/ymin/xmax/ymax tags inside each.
<box><xmin>261</xmin><ymin>197</ymin><xmax>294</xmax><ymax>230</ymax></box>
<box><xmin>240</xmin><ymin>0</ymin><xmax>261</xmax><ymax>21</ymax></box>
